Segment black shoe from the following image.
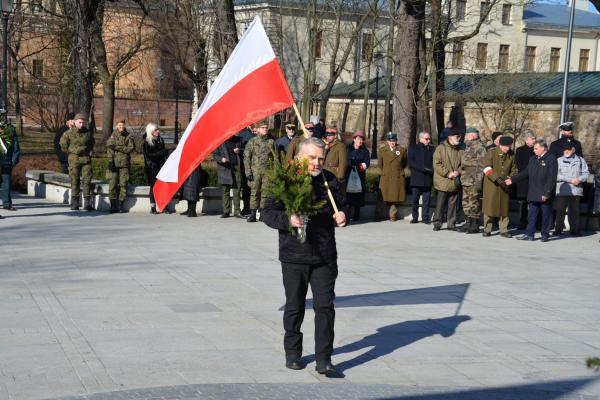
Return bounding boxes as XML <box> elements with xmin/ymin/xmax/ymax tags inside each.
<box><xmin>70</xmin><ymin>197</ymin><xmax>79</xmax><ymax>211</ymax></box>
<box><xmin>118</xmin><ymin>200</ymin><xmax>127</xmax><ymax>213</ymax></box>
<box><xmin>150</xmin><ymin>206</ymin><xmax>158</xmax><ymax>214</ymax></box>
<box><xmin>570</xmin><ymin>231</ymin><xmax>581</xmax><ymax>237</ymax></box>
<box><xmin>0</xmin><ymin>214</ymin><xmax>3</xmax><ymax>219</ymax></box>
<box><xmin>541</xmin><ymin>236</ymin><xmax>549</xmax><ymax>243</ymax></box>
<box><xmin>84</xmin><ymin>198</ymin><xmax>94</xmax><ymax>212</ymax></box>
<box><xmin>482</xmin><ymin>231</ymin><xmax>491</xmax><ymax>237</ymax></box>
<box><xmin>315</xmin><ymin>361</ymin><xmax>337</xmax><ymax>376</ymax></box>
<box><xmin>285</xmin><ymin>356</ymin><xmax>304</xmax><ymax>370</ymax></box>
<box><xmin>110</xmin><ymin>199</ymin><xmax>119</xmax><ymax>213</ymax></box>
<box><xmin>247</xmin><ymin>209</ymin><xmax>257</xmax><ymax>222</ymax></box>
<box><xmin>516</xmin><ymin>234</ymin><xmax>534</xmax><ymax>241</ymax></box>
<box><xmin>500</xmin><ymin>232</ymin><xmax>512</xmax><ymax>238</ymax></box>
<box><xmin>3</xmin><ymin>206</ymin><xmax>16</xmax><ymax>211</ymax></box>
<box><xmin>187</xmin><ymin>208</ymin><xmax>198</xmax><ymax>217</ymax></box>
<box><xmin>410</xmin><ymin>219</ymin><xmax>418</xmax><ymax>224</ymax></box>
<box><xmin>165</xmin><ymin>208</ymin><xmax>175</xmax><ymax>214</ymax></box>
<box><xmin>433</xmin><ymin>224</ymin><xmax>441</xmax><ymax>231</ymax></box>
<box><xmin>422</xmin><ymin>219</ymin><xmax>430</xmax><ymax>225</ymax></box>
<box><xmin>551</xmin><ymin>230</ymin><xmax>562</xmax><ymax>237</ymax></box>
<box><xmin>220</xmin><ymin>213</ymin><xmax>230</xmax><ymax>218</ymax></box>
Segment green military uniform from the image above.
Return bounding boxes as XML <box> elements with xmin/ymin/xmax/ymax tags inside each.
<box><xmin>60</xmin><ymin>125</ymin><xmax>95</xmax><ymax>209</ymax></box>
<box><xmin>244</xmin><ymin>134</ymin><xmax>274</xmax><ymax>210</ymax></box>
<box><xmin>106</xmin><ymin>129</ymin><xmax>135</xmax><ymax>207</ymax></box>
<box><xmin>378</xmin><ymin>144</ymin><xmax>407</xmax><ymax>220</ymax></box>
<box><xmin>482</xmin><ymin>147</ymin><xmax>517</xmax><ymax>234</ymax></box>
<box><xmin>324</xmin><ymin>139</ymin><xmax>348</xmax><ymax>182</ymax></box>
<box><xmin>286</xmin><ymin>135</ymin><xmax>309</xmax><ymax>163</ymax></box>
<box><xmin>460</xmin><ymin>138</ymin><xmax>487</xmax><ymax>225</ymax></box>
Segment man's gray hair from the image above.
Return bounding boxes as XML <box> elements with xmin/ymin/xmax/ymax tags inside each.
<box><xmin>298</xmin><ymin>137</ymin><xmax>326</xmax><ymax>155</ymax></box>
<box><xmin>535</xmin><ymin>137</ymin><xmax>548</xmax><ymax>149</ymax></box>
<box><xmin>418</xmin><ymin>131</ymin><xmax>430</xmax><ymax>139</ymax></box>
<box><xmin>522</xmin><ymin>129</ymin><xmax>536</xmax><ymax>139</ymax></box>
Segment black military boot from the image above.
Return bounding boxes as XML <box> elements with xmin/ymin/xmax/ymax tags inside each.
<box><xmin>456</xmin><ymin>220</ymin><xmax>469</xmax><ymax>232</ymax></box>
<box><xmin>150</xmin><ymin>205</ymin><xmax>158</xmax><ymax>214</ymax></box>
<box><xmin>119</xmin><ymin>200</ymin><xmax>127</xmax><ymax>213</ymax></box>
<box><xmin>84</xmin><ymin>197</ymin><xmax>94</xmax><ymax>212</ymax></box>
<box><xmin>468</xmin><ymin>218</ymin><xmax>480</xmax><ymax>234</ymax></box>
<box><xmin>70</xmin><ymin>197</ymin><xmax>79</xmax><ymax>210</ymax></box>
<box><xmin>187</xmin><ymin>201</ymin><xmax>197</xmax><ymax>217</ymax></box>
<box><xmin>110</xmin><ymin>199</ymin><xmax>119</xmax><ymax>213</ymax></box>
<box><xmin>247</xmin><ymin>209</ymin><xmax>257</xmax><ymax>223</ymax></box>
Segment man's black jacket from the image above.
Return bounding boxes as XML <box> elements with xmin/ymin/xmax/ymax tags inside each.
<box><xmin>549</xmin><ymin>136</ymin><xmax>582</xmax><ymax>159</ymax></box>
<box><xmin>262</xmin><ymin>169</ymin><xmax>347</xmax><ymax>265</ymax></box>
<box><xmin>512</xmin><ymin>151</ymin><xmax>557</xmax><ymax>202</ymax></box>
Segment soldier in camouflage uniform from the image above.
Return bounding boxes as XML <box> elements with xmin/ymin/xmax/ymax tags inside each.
<box><xmin>107</xmin><ymin>120</ymin><xmax>135</xmax><ymax>213</ymax></box>
<box><xmin>60</xmin><ymin>113</ymin><xmax>95</xmax><ymax>211</ymax></box>
<box><xmin>459</xmin><ymin>127</ymin><xmax>487</xmax><ymax>234</ymax></box>
<box><xmin>243</xmin><ymin>120</ymin><xmax>274</xmax><ymax>222</ymax></box>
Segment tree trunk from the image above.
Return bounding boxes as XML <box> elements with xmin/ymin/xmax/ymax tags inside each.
<box><xmin>9</xmin><ymin>50</ymin><xmax>22</xmax><ymax>137</ymax></box>
<box><xmin>72</xmin><ymin>0</ymin><xmax>95</xmax><ymax>131</ymax></box>
<box><xmin>392</xmin><ymin>0</ymin><xmax>425</xmax><ymax>147</ymax></box>
<box><xmin>356</xmin><ymin>61</ymin><xmax>373</xmax><ymax>132</ymax></box>
<box><xmin>382</xmin><ymin>0</ymin><xmax>396</xmax><ymax>137</ymax></box>
<box><xmin>214</xmin><ymin>0</ymin><xmax>238</xmax><ymax>66</ymax></box>
<box><xmin>102</xmin><ymin>78</ymin><xmax>115</xmax><ymax>142</ymax></box>
<box><xmin>301</xmin><ymin>0</ymin><xmax>317</xmax><ymax>121</ymax></box>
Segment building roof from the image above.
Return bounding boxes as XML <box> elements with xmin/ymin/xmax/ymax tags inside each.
<box><xmin>314</xmin><ymin>72</ymin><xmax>600</xmax><ymax>102</ymax></box>
<box><xmin>523</xmin><ymin>3</ymin><xmax>600</xmax><ymax>29</ymax></box>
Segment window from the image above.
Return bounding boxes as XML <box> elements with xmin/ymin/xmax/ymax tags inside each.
<box><xmin>452</xmin><ymin>42</ymin><xmax>464</xmax><ymax>67</ymax></box>
<box><xmin>502</xmin><ymin>4</ymin><xmax>512</xmax><ymax>25</ymax></box>
<box><xmin>32</xmin><ymin>59</ymin><xmax>43</xmax><ymax>78</ymax></box>
<box><xmin>456</xmin><ymin>0</ymin><xmax>466</xmax><ymax>21</ymax></box>
<box><xmin>579</xmin><ymin>49</ymin><xmax>590</xmax><ymax>72</ymax></box>
<box><xmin>476</xmin><ymin>43</ymin><xmax>488</xmax><ymax>69</ymax></box>
<box><xmin>361</xmin><ymin>32</ymin><xmax>373</xmax><ymax>62</ymax></box>
<box><xmin>550</xmin><ymin>48</ymin><xmax>561</xmax><ymax>72</ymax></box>
<box><xmin>314</xmin><ymin>30</ymin><xmax>323</xmax><ymax>59</ymax></box>
<box><xmin>480</xmin><ymin>2</ymin><xmax>490</xmax><ymax>21</ymax></box>
<box><xmin>525</xmin><ymin>46</ymin><xmax>536</xmax><ymax>72</ymax></box>
<box><xmin>498</xmin><ymin>45</ymin><xmax>510</xmax><ymax>71</ymax></box>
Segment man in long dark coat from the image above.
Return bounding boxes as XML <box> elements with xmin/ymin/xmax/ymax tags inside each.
<box><xmin>212</xmin><ymin>135</ymin><xmax>243</xmax><ymax>218</ymax></box>
<box><xmin>408</xmin><ymin>131</ymin><xmax>434</xmax><ymax>224</ymax></box>
<box><xmin>514</xmin><ymin>130</ymin><xmax>536</xmax><ymax>229</ymax></box>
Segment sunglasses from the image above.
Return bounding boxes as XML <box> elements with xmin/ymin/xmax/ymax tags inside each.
<box><xmin>423</xmin><ymin>138</ymin><xmax>431</xmax><ymax>141</ymax></box>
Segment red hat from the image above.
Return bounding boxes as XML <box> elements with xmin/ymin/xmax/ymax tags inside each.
<box><xmin>304</xmin><ymin>123</ymin><xmax>315</xmax><ymax>129</ymax></box>
<box><xmin>325</xmin><ymin>128</ymin><xmax>337</xmax><ymax>135</ymax></box>
<box><xmin>353</xmin><ymin>130</ymin><xmax>365</xmax><ymax>138</ymax></box>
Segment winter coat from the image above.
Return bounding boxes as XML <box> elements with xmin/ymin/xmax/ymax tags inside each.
<box><xmin>594</xmin><ymin>169</ymin><xmax>600</xmax><ymax>214</ymax></box>
<box><xmin>549</xmin><ymin>136</ymin><xmax>583</xmax><ymax>159</ymax></box>
<box><xmin>556</xmin><ymin>154</ymin><xmax>589</xmax><ymax>197</ymax></box>
<box><xmin>482</xmin><ymin>147</ymin><xmax>517</xmax><ymax>217</ymax></box>
<box><xmin>107</xmin><ymin>130</ymin><xmax>135</xmax><ymax>168</ymax></box>
<box><xmin>324</xmin><ymin>139</ymin><xmax>348</xmax><ymax>181</ymax></box>
<box><xmin>143</xmin><ymin>134</ymin><xmax>167</xmax><ymax>186</ymax></box>
<box><xmin>0</xmin><ymin>125</ymin><xmax>20</xmax><ymax>168</ymax></box>
<box><xmin>59</xmin><ymin>126</ymin><xmax>94</xmax><ymax>165</ymax></box>
<box><xmin>286</xmin><ymin>135</ymin><xmax>307</xmax><ymax>162</ymax></box>
<box><xmin>346</xmin><ymin>144</ymin><xmax>370</xmax><ymax>207</ymax></box>
<box><xmin>244</xmin><ymin>135</ymin><xmax>274</xmax><ymax>178</ymax></box>
<box><xmin>182</xmin><ymin>164</ymin><xmax>208</xmax><ymax>201</ymax></box>
<box><xmin>261</xmin><ymin>170</ymin><xmax>347</xmax><ymax>264</ymax></box>
<box><xmin>514</xmin><ymin>144</ymin><xmax>534</xmax><ymax>199</ymax></box>
<box><xmin>212</xmin><ymin>136</ymin><xmax>242</xmax><ymax>185</ymax></box>
<box><xmin>54</xmin><ymin>125</ymin><xmax>69</xmax><ymax>163</ymax></box>
<box><xmin>460</xmin><ymin>138</ymin><xmax>487</xmax><ymax>190</ymax></box>
<box><xmin>408</xmin><ymin>142</ymin><xmax>434</xmax><ymax>188</ymax></box>
<box><xmin>512</xmin><ymin>151</ymin><xmax>558</xmax><ymax>203</ymax></box>
<box><xmin>378</xmin><ymin>144</ymin><xmax>407</xmax><ymax>203</ymax></box>
<box><xmin>275</xmin><ymin>135</ymin><xmax>294</xmax><ymax>156</ymax></box>
<box><xmin>433</xmin><ymin>141</ymin><xmax>462</xmax><ymax>193</ymax></box>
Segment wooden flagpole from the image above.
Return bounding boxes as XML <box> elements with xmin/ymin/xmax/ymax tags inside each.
<box><xmin>290</xmin><ymin>103</ymin><xmax>339</xmax><ymax>215</ymax></box>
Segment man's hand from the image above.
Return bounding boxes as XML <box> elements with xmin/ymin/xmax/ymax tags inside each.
<box><xmin>541</xmin><ymin>195</ymin><xmax>548</xmax><ymax>202</ymax></box>
<box><xmin>290</xmin><ymin>214</ymin><xmax>304</xmax><ymax>228</ymax></box>
<box><xmin>447</xmin><ymin>171</ymin><xmax>458</xmax><ymax>179</ymax></box>
<box><xmin>233</xmin><ymin>148</ymin><xmax>241</xmax><ymax>155</ymax></box>
<box><xmin>504</xmin><ymin>178</ymin><xmax>513</xmax><ymax>186</ymax></box>
<box><xmin>333</xmin><ymin>211</ymin><xmax>346</xmax><ymax>227</ymax></box>
<box><xmin>221</xmin><ymin>157</ymin><xmax>228</xmax><ymax>164</ymax></box>
<box><xmin>571</xmin><ymin>178</ymin><xmax>581</xmax><ymax>185</ymax></box>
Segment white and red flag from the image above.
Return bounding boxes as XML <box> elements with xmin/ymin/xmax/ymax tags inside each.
<box><xmin>153</xmin><ymin>16</ymin><xmax>294</xmax><ymax>211</ymax></box>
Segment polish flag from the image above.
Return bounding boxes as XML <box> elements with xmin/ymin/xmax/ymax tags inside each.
<box><xmin>153</xmin><ymin>16</ymin><xmax>294</xmax><ymax>211</ymax></box>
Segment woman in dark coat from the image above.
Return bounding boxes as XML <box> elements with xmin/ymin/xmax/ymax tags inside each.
<box><xmin>345</xmin><ymin>130</ymin><xmax>370</xmax><ymax>221</ymax></box>
<box><xmin>180</xmin><ymin>165</ymin><xmax>208</xmax><ymax>217</ymax></box>
<box><xmin>143</xmin><ymin>123</ymin><xmax>167</xmax><ymax>214</ymax></box>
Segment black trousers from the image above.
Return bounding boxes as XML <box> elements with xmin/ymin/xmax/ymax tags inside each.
<box><xmin>281</xmin><ymin>261</ymin><xmax>338</xmax><ymax>363</ymax></box>
<box><xmin>411</xmin><ymin>187</ymin><xmax>431</xmax><ymax>221</ymax></box>
<box><xmin>432</xmin><ymin>191</ymin><xmax>459</xmax><ymax>228</ymax></box>
<box><xmin>554</xmin><ymin>196</ymin><xmax>581</xmax><ymax>234</ymax></box>
<box><xmin>527</xmin><ymin>201</ymin><xmax>553</xmax><ymax>239</ymax></box>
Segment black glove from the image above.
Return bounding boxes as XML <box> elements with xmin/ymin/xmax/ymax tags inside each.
<box><xmin>246</xmin><ymin>174</ymin><xmax>254</xmax><ymax>182</ymax></box>
<box><xmin>108</xmin><ymin>161</ymin><xmax>116</xmax><ymax>172</ymax></box>
<box><xmin>495</xmin><ymin>178</ymin><xmax>507</xmax><ymax>190</ymax></box>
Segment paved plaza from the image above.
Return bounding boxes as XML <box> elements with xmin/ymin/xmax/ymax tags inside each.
<box><xmin>1</xmin><ymin>195</ymin><xmax>599</xmax><ymax>400</ymax></box>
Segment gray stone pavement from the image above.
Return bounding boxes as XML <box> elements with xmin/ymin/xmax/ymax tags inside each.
<box><xmin>1</xmin><ymin>195</ymin><xmax>599</xmax><ymax>400</ymax></box>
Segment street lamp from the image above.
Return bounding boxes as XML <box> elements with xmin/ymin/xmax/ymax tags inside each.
<box><xmin>559</xmin><ymin>0</ymin><xmax>576</xmax><ymax>132</ymax></box>
<box><xmin>0</xmin><ymin>0</ymin><xmax>13</xmax><ymax>114</ymax></box>
<box><xmin>155</xmin><ymin>67</ymin><xmax>164</xmax><ymax>127</ymax></box>
<box><xmin>371</xmin><ymin>52</ymin><xmax>384</xmax><ymax>159</ymax></box>
<box><xmin>174</xmin><ymin>64</ymin><xmax>181</xmax><ymax>144</ymax></box>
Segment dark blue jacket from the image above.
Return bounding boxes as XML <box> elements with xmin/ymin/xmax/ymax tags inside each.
<box><xmin>512</xmin><ymin>151</ymin><xmax>558</xmax><ymax>203</ymax></box>
<box><xmin>408</xmin><ymin>142</ymin><xmax>434</xmax><ymax>188</ymax></box>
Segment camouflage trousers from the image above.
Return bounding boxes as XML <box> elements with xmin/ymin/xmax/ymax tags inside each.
<box><xmin>249</xmin><ymin>171</ymin><xmax>269</xmax><ymax>209</ymax></box>
<box><xmin>221</xmin><ymin>164</ymin><xmax>241</xmax><ymax>215</ymax></box>
<box><xmin>461</xmin><ymin>185</ymin><xmax>482</xmax><ymax>218</ymax></box>
<box><xmin>108</xmin><ymin>167</ymin><xmax>130</xmax><ymax>201</ymax></box>
<box><xmin>69</xmin><ymin>161</ymin><xmax>92</xmax><ymax>198</ymax></box>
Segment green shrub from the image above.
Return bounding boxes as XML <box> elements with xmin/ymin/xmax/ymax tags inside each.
<box><xmin>365</xmin><ymin>171</ymin><xmax>380</xmax><ymax>193</ymax></box>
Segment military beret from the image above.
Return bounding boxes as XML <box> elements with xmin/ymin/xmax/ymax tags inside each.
<box><xmin>386</xmin><ymin>132</ymin><xmax>398</xmax><ymax>141</ymax></box>
<box><xmin>65</xmin><ymin>112</ymin><xmax>75</xmax><ymax>121</ymax></box>
<box><xmin>449</xmin><ymin>128</ymin><xmax>461</xmax><ymax>137</ymax></box>
<box><xmin>562</xmin><ymin>140</ymin><xmax>576</xmax><ymax>150</ymax></box>
<box><xmin>499</xmin><ymin>136</ymin><xmax>513</xmax><ymax>146</ymax></box>
<box><xmin>465</xmin><ymin>127</ymin><xmax>479</xmax><ymax>134</ymax></box>
<box><xmin>559</xmin><ymin>122</ymin><xmax>574</xmax><ymax>131</ymax></box>
<box><xmin>491</xmin><ymin>131</ymin><xmax>503</xmax><ymax>141</ymax></box>
<box><xmin>74</xmin><ymin>113</ymin><xmax>87</xmax><ymax>121</ymax></box>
